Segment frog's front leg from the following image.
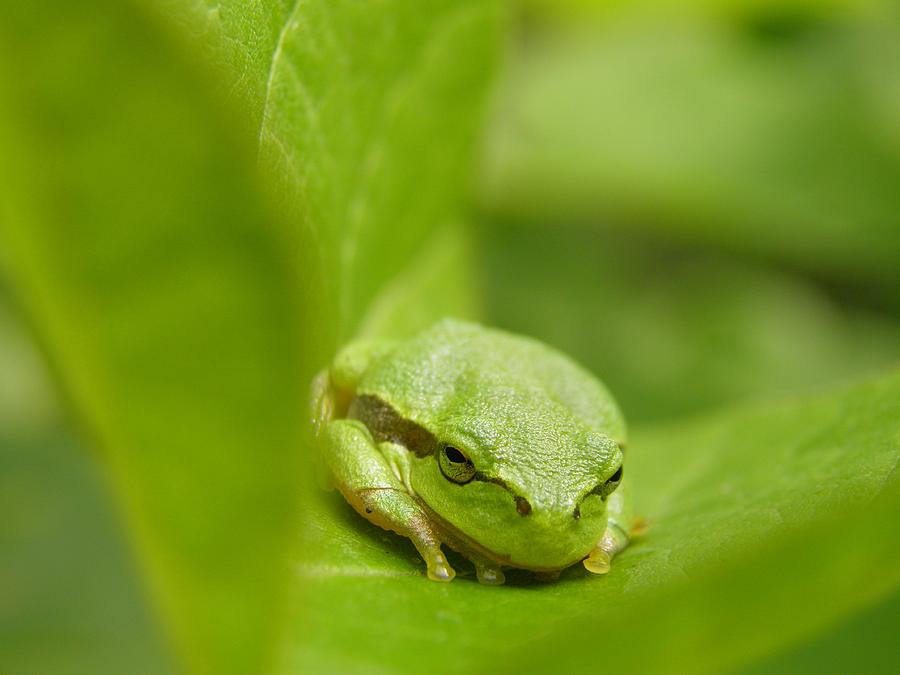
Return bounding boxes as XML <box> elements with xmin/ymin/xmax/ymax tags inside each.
<box><xmin>321</xmin><ymin>418</ymin><xmax>456</xmax><ymax>582</ymax></box>
<box><xmin>584</xmin><ymin>483</ymin><xmax>632</xmax><ymax>575</ymax></box>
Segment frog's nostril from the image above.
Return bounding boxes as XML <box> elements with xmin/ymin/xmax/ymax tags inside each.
<box><xmin>515</xmin><ymin>496</ymin><xmax>532</xmax><ymax>516</ymax></box>
<box><xmin>573</xmin><ymin>505</ymin><xmax>581</xmax><ymax>520</ymax></box>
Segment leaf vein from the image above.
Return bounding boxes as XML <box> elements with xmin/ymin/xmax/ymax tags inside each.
<box><xmin>259</xmin><ymin>0</ymin><xmax>304</xmax><ymax>145</ymax></box>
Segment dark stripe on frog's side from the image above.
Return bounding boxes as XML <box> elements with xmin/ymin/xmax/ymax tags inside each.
<box><xmin>349</xmin><ymin>394</ymin><xmax>440</xmax><ymax>457</ymax></box>
<box><xmin>349</xmin><ymin>394</ymin><xmax>535</xmax><ymax>516</ymax></box>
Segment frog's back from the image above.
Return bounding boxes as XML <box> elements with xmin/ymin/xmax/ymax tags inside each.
<box><xmin>358</xmin><ymin>319</ymin><xmax>626</xmax><ymax>444</ymax></box>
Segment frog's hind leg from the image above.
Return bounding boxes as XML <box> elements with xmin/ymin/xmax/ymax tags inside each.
<box><xmin>322</xmin><ymin>418</ymin><xmax>455</xmax><ymax>582</ymax></box>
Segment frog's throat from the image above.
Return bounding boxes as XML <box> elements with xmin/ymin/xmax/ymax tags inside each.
<box><xmin>412</xmin><ymin>495</ymin><xmax>590</xmax><ymax>573</ymax></box>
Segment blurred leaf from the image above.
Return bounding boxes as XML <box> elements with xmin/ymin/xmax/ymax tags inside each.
<box><xmin>356</xmin><ymin>224</ymin><xmax>483</xmax><ymax>341</ymax></box>
<box><xmin>0</xmin><ymin>3</ymin><xmax>308</xmax><ymax>673</ymax></box>
<box><xmin>480</xmin><ymin>11</ymin><xmax>900</xmax><ymax>300</ymax></box>
<box><xmin>276</xmin><ymin>370</ymin><xmax>899</xmax><ymax>673</ymax></box>
<box><xmin>1</xmin><ymin>295</ymin><xmax>171</xmax><ymax>674</ymax></box>
<box><xmin>482</xmin><ymin>225</ymin><xmax>900</xmax><ymax>422</ymax></box>
<box><xmin>735</xmin><ymin>589</ymin><xmax>900</xmax><ymax>675</ymax></box>
<box><xmin>520</xmin><ymin>0</ymin><xmax>876</xmax><ymax>24</ymax></box>
<box><xmin>0</xmin><ymin>428</ymin><xmax>175</xmax><ymax>675</ymax></box>
<box><xmin>0</xmin><ymin>303</ymin><xmax>56</xmax><ymax>432</ymax></box>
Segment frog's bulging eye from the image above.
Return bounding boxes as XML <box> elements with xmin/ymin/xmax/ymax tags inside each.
<box><xmin>445</xmin><ymin>446</ymin><xmax>467</xmax><ymax>463</ymax></box>
<box><xmin>438</xmin><ymin>445</ymin><xmax>476</xmax><ymax>484</ymax></box>
<box><xmin>597</xmin><ymin>465</ymin><xmax>623</xmax><ymax>500</ymax></box>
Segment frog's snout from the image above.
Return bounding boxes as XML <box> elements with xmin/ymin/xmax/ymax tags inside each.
<box><xmin>525</xmin><ymin>502</ymin><xmax>599</xmax><ymax>531</ymax></box>
<box><xmin>501</xmin><ymin>503</ymin><xmax>607</xmax><ymax>569</ymax></box>
<box><xmin>514</xmin><ymin>495</ymin><xmax>584</xmax><ymax>524</ymax></box>
<box><xmin>515</xmin><ymin>496</ymin><xmax>582</xmax><ymax>521</ymax></box>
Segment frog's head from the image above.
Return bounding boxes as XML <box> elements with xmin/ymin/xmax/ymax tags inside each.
<box><xmin>406</xmin><ymin>403</ymin><xmax>624</xmax><ymax>571</ymax></box>
<box><xmin>362</xmin><ymin>319</ymin><xmax>627</xmax><ymax>571</ymax></box>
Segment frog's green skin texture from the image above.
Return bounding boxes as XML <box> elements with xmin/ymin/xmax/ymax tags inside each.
<box><xmin>312</xmin><ymin>319</ymin><xmax>631</xmax><ymax>584</ymax></box>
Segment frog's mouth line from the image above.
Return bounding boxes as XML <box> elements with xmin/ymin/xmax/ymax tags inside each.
<box><xmin>413</xmin><ymin>496</ymin><xmax>591</xmax><ymax>573</ymax></box>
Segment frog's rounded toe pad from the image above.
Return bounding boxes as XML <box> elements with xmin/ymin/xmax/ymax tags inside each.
<box><xmin>475</xmin><ymin>564</ymin><xmax>506</xmax><ymax>586</ymax></box>
<box><xmin>583</xmin><ymin>548</ymin><xmax>611</xmax><ymax>575</ymax></box>
<box><xmin>426</xmin><ymin>553</ymin><xmax>456</xmax><ymax>582</ymax></box>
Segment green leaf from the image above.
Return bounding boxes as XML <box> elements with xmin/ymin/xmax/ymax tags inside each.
<box><xmin>0</xmin><ymin>428</ymin><xmax>175</xmax><ymax>675</ymax></box>
<box><xmin>0</xmin><ymin>4</ymin><xmax>308</xmax><ymax>674</ymax></box>
<box><xmin>736</xmin><ymin>589</ymin><xmax>900</xmax><ymax>675</ymax></box>
<box><xmin>0</xmin><ymin>296</ymin><xmax>172</xmax><ymax>674</ymax></box>
<box><xmin>521</xmin><ymin>0</ymin><xmax>872</xmax><ymax>24</ymax></box>
<box><xmin>482</xmin><ymin>224</ymin><xmax>900</xmax><ymax>422</ymax></box>
<box><xmin>254</xmin><ymin>0</ymin><xmax>503</xmax><ymax>341</ymax></box>
<box><xmin>276</xmin><ymin>371</ymin><xmax>899</xmax><ymax>674</ymax></box>
<box><xmin>355</xmin><ymin>224</ymin><xmax>483</xmax><ymax>341</ymax></box>
<box><xmin>479</xmin><ymin>12</ymin><xmax>900</xmax><ymax>299</ymax></box>
<box><xmin>179</xmin><ymin>0</ymin><xmax>504</xmax><ymax>341</ymax></box>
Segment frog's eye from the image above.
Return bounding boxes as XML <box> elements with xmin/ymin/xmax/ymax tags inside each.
<box><xmin>597</xmin><ymin>465</ymin><xmax>623</xmax><ymax>500</ymax></box>
<box><xmin>438</xmin><ymin>445</ymin><xmax>476</xmax><ymax>484</ymax></box>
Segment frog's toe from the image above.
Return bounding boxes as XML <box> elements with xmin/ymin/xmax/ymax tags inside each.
<box><xmin>583</xmin><ymin>547</ymin><xmax>611</xmax><ymax>575</ymax></box>
<box><xmin>475</xmin><ymin>561</ymin><xmax>506</xmax><ymax>586</ymax></box>
<box><xmin>425</xmin><ymin>551</ymin><xmax>456</xmax><ymax>582</ymax></box>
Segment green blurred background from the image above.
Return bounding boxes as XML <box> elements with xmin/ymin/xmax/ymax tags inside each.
<box><xmin>1</xmin><ymin>0</ymin><xmax>898</xmax><ymax>673</ymax></box>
